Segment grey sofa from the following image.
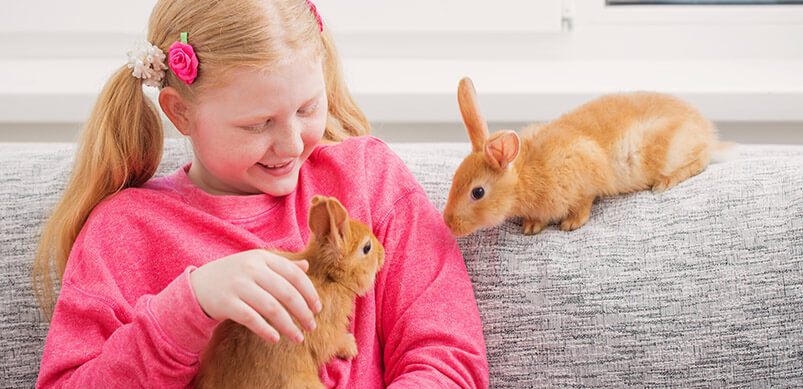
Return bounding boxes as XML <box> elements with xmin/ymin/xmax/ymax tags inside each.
<box><xmin>2</xmin><ymin>138</ymin><xmax>802</xmax><ymax>387</ymax></box>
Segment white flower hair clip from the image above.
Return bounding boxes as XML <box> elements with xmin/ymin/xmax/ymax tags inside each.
<box><xmin>126</xmin><ymin>40</ymin><xmax>168</xmax><ymax>88</ymax></box>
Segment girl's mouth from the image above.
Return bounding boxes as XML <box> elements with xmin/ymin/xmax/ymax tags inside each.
<box><xmin>258</xmin><ymin>161</ymin><xmax>290</xmax><ymax>169</ymax></box>
<box><xmin>256</xmin><ymin>159</ymin><xmax>295</xmax><ymax>176</ymax></box>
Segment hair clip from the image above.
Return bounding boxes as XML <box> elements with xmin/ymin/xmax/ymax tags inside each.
<box><xmin>306</xmin><ymin>0</ymin><xmax>323</xmax><ymax>32</ymax></box>
<box><xmin>168</xmin><ymin>32</ymin><xmax>199</xmax><ymax>85</ymax></box>
<box><xmin>126</xmin><ymin>40</ymin><xmax>167</xmax><ymax>88</ymax></box>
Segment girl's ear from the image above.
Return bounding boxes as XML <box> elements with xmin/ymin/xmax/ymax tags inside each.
<box><xmin>158</xmin><ymin>87</ymin><xmax>191</xmax><ymax>136</ymax></box>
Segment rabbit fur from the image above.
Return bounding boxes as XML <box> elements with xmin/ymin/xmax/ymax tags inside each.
<box><xmin>443</xmin><ymin>77</ymin><xmax>727</xmax><ymax>236</ymax></box>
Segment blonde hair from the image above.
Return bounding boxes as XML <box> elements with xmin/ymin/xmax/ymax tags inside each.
<box><xmin>33</xmin><ymin>0</ymin><xmax>369</xmax><ymax>319</ymax></box>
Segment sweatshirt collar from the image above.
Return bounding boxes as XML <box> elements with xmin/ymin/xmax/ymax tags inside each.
<box><xmin>167</xmin><ymin>163</ymin><xmax>285</xmax><ymax>221</ymax></box>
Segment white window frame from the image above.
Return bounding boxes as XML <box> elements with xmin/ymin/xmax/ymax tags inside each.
<box><xmin>565</xmin><ymin>0</ymin><xmax>803</xmax><ymax>62</ymax></box>
<box><xmin>576</xmin><ymin>0</ymin><xmax>803</xmax><ymax>25</ymax></box>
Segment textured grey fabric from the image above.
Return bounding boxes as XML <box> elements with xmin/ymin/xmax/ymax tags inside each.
<box><xmin>1</xmin><ymin>139</ymin><xmax>802</xmax><ymax>387</ymax></box>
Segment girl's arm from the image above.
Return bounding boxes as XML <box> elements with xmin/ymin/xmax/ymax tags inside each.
<box><xmin>37</xmin><ymin>244</ymin><xmax>320</xmax><ymax>388</ymax></box>
<box><xmin>375</xmin><ymin>190</ymin><xmax>489</xmax><ymax>388</ymax></box>
<box><xmin>37</xmin><ymin>265</ymin><xmax>218</xmax><ymax>388</ymax></box>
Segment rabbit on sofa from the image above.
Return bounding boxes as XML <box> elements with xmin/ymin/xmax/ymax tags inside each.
<box><xmin>195</xmin><ymin>195</ymin><xmax>385</xmax><ymax>389</ymax></box>
<box><xmin>443</xmin><ymin>77</ymin><xmax>727</xmax><ymax>236</ymax></box>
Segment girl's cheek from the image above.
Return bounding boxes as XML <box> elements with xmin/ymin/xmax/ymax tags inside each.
<box><xmin>304</xmin><ymin>124</ymin><xmax>326</xmax><ymax>145</ymax></box>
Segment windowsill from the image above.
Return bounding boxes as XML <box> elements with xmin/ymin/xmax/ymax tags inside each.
<box><xmin>2</xmin><ymin>57</ymin><xmax>802</xmax><ymax>124</ymax></box>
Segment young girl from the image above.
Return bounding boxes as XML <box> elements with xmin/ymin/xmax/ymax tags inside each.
<box><xmin>34</xmin><ymin>0</ymin><xmax>488</xmax><ymax>387</ymax></box>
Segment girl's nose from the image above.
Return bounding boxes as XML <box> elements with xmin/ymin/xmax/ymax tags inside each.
<box><xmin>272</xmin><ymin>120</ymin><xmax>304</xmax><ymax>157</ymax></box>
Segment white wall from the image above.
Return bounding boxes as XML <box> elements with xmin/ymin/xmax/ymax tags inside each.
<box><xmin>1</xmin><ymin>0</ymin><xmax>802</xmax><ymax>143</ymax></box>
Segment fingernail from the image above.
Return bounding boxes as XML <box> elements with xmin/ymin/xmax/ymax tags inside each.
<box><xmin>315</xmin><ymin>301</ymin><xmax>323</xmax><ymax>313</ymax></box>
<box><xmin>308</xmin><ymin>319</ymin><xmax>317</xmax><ymax>331</ymax></box>
<box><xmin>295</xmin><ymin>332</ymin><xmax>305</xmax><ymax>344</ymax></box>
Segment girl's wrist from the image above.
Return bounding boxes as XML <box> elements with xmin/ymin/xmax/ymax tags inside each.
<box><xmin>188</xmin><ymin>266</ymin><xmax>214</xmax><ymax>319</ymax></box>
<box><xmin>148</xmin><ymin>266</ymin><xmax>220</xmax><ymax>354</ymax></box>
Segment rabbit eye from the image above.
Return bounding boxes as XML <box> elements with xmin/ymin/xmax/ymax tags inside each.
<box><xmin>471</xmin><ymin>187</ymin><xmax>485</xmax><ymax>200</ymax></box>
<box><xmin>362</xmin><ymin>242</ymin><xmax>372</xmax><ymax>255</ymax></box>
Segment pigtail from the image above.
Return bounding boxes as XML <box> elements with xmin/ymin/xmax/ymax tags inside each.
<box><xmin>320</xmin><ymin>27</ymin><xmax>370</xmax><ymax>141</ymax></box>
<box><xmin>33</xmin><ymin>66</ymin><xmax>163</xmax><ymax>319</ymax></box>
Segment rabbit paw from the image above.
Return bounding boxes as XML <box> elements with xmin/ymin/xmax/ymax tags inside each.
<box><xmin>523</xmin><ymin>219</ymin><xmax>547</xmax><ymax>235</ymax></box>
<box><xmin>336</xmin><ymin>334</ymin><xmax>359</xmax><ymax>360</ymax></box>
<box><xmin>560</xmin><ymin>196</ymin><xmax>593</xmax><ymax>231</ymax></box>
<box><xmin>559</xmin><ymin>216</ymin><xmax>588</xmax><ymax>231</ymax></box>
<box><xmin>651</xmin><ymin>176</ymin><xmax>679</xmax><ymax>193</ymax></box>
<box><xmin>653</xmin><ymin>150</ymin><xmax>709</xmax><ymax>193</ymax></box>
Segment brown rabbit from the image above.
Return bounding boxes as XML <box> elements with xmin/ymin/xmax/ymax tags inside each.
<box><xmin>195</xmin><ymin>195</ymin><xmax>385</xmax><ymax>389</ymax></box>
<box><xmin>443</xmin><ymin>77</ymin><xmax>727</xmax><ymax>236</ymax></box>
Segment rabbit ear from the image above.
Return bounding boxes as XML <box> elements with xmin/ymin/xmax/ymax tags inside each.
<box><xmin>308</xmin><ymin>196</ymin><xmax>331</xmax><ymax>237</ymax></box>
<box><xmin>308</xmin><ymin>196</ymin><xmax>349</xmax><ymax>247</ymax></box>
<box><xmin>484</xmin><ymin>131</ymin><xmax>520</xmax><ymax>170</ymax></box>
<box><xmin>458</xmin><ymin>77</ymin><xmax>490</xmax><ymax>152</ymax></box>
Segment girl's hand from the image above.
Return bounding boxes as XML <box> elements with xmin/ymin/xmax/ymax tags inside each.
<box><xmin>189</xmin><ymin>249</ymin><xmax>322</xmax><ymax>344</ymax></box>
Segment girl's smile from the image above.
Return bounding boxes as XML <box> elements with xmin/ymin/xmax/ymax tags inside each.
<box><xmin>256</xmin><ymin>159</ymin><xmax>296</xmax><ymax>177</ymax></box>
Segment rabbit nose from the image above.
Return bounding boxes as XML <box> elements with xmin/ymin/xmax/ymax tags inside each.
<box><xmin>443</xmin><ymin>211</ymin><xmax>453</xmax><ymax>226</ymax></box>
<box><xmin>443</xmin><ymin>212</ymin><xmax>461</xmax><ymax>235</ymax></box>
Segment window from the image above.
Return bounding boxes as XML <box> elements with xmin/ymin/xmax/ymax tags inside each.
<box><xmin>579</xmin><ymin>0</ymin><xmax>803</xmax><ymax>25</ymax></box>
<box><xmin>608</xmin><ymin>1</ymin><xmax>803</xmax><ymax>4</ymax></box>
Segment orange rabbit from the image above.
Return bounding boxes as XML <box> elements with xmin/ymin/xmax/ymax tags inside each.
<box><xmin>443</xmin><ymin>77</ymin><xmax>725</xmax><ymax>236</ymax></box>
<box><xmin>195</xmin><ymin>195</ymin><xmax>385</xmax><ymax>389</ymax></box>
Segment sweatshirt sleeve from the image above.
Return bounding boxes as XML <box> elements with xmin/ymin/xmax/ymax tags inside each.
<box><xmin>374</xmin><ymin>189</ymin><xmax>489</xmax><ymax>389</ymax></box>
<box><xmin>36</xmin><ymin>245</ymin><xmax>220</xmax><ymax>388</ymax></box>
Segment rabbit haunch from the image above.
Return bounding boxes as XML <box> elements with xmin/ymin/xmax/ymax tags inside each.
<box><xmin>195</xmin><ymin>195</ymin><xmax>385</xmax><ymax>389</ymax></box>
<box><xmin>443</xmin><ymin>77</ymin><xmax>727</xmax><ymax>236</ymax></box>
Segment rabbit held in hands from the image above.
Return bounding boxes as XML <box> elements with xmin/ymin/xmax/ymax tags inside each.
<box><xmin>443</xmin><ymin>77</ymin><xmax>726</xmax><ymax>236</ymax></box>
<box><xmin>195</xmin><ymin>195</ymin><xmax>385</xmax><ymax>389</ymax></box>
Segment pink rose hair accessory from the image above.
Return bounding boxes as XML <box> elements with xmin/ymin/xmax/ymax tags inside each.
<box><xmin>168</xmin><ymin>32</ymin><xmax>199</xmax><ymax>85</ymax></box>
<box><xmin>306</xmin><ymin>0</ymin><xmax>323</xmax><ymax>32</ymax></box>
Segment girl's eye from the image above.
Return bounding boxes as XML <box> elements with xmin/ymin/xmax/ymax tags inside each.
<box><xmin>362</xmin><ymin>242</ymin><xmax>372</xmax><ymax>255</ymax></box>
<box><xmin>298</xmin><ymin>101</ymin><xmax>319</xmax><ymax>115</ymax></box>
<box><xmin>243</xmin><ymin>120</ymin><xmax>270</xmax><ymax>132</ymax></box>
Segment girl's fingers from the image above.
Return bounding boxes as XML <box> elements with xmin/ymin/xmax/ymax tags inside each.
<box><xmin>192</xmin><ymin>250</ymin><xmax>322</xmax><ymax>344</ymax></box>
<box><xmin>262</xmin><ymin>252</ymin><xmax>322</xmax><ymax>314</ymax></box>
<box><xmin>240</xmin><ymin>283</ymin><xmax>306</xmax><ymax>343</ymax></box>
<box><xmin>292</xmin><ymin>259</ymin><xmax>310</xmax><ymax>272</ymax></box>
<box><xmin>253</xmin><ymin>259</ymin><xmax>318</xmax><ymax>333</ymax></box>
<box><xmin>229</xmin><ymin>300</ymin><xmax>280</xmax><ymax>344</ymax></box>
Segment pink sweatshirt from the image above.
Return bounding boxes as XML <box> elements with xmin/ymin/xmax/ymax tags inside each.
<box><xmin>37</xmin><ymin>136</ymin><xmax>488</xmax><ymax>388</ymax></box>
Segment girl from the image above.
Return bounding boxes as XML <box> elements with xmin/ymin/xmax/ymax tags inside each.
<box><xmin>33</xmin><ymin>0</ymin><xmax>488</xmax><ymax>387</ymax></box>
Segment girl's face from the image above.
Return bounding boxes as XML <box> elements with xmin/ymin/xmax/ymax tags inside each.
<box><xmin>181</xmin><ymin>56</ymin><xmax>327</xmax><ymax>196</ymax></box>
